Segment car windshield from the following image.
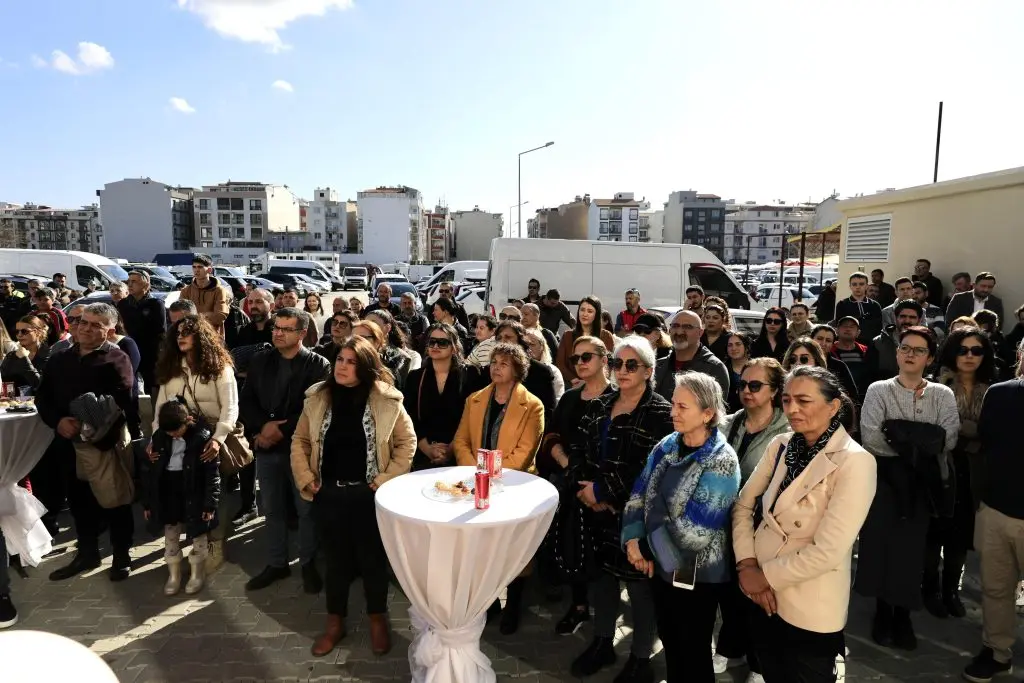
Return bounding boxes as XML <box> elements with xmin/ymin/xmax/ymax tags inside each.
<box><xmin>147</xmin><ymin>265</ymin><xmax>176</xmax><ymax>279</ymax></box>
<box><xmin>389</xmin><ymin>283</ymin><xmax>417</xmax><ymax>297</ymax></box>
<box><xmin>344</xmin><ymin>268</ymin><xmax>366</xmax><ymax>276</ymax></box>
<box><xmin>99</xmin><ymin>264</ymin><xmax>130</xmax><ymax>281</ymax></box>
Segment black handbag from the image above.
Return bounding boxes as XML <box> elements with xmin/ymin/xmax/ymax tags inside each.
<box><xmin>882</xmin><ymin>419</ymin><xmax>955</xmax><ymax>517</ymax></box>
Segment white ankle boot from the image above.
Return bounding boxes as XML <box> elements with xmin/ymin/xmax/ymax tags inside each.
<box><xmin>185</xmin><ymin>554</ymin><xmax>206</xmax><ymax>595</ymax></box>
<box><xmin>164</xmin><ymin>553</ymin><xmax>183</xmax><ymax>596</ymax></box>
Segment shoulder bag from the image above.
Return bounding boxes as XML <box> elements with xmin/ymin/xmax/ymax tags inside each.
<box><xmin>183</xmin><ymin>376</ymin><xmax>254</xmax><ymax>477</ymax></box>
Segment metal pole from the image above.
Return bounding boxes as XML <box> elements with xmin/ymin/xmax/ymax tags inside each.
<box><xmin>743</xmin><ymin>234</ymin><xmax>751</xmax><ymax>288</ymax></box>
<box><xmin>798</xmin><ymin>233</ymin><xmax>807</xmax><ymax>302</ymax></box>
<box><xmin>777</xmin><ymin>257</ymin><xmax>785</xmax><ymax>309</ymax></box>
<box><xmin>508</xmin><ymin>207</ymin><xmax>512</xmax><ymax>238</ymax></box>
<box><xmin>517</xmin><ymin>155</ymin><xmax>522</xmax><ymax>238</ymax></box>
<box><xmin>819</xmin><ymin>234</ymin><xmax>826</xmax><ymax>285</ymax></box>
<box><xmin>933</xmin><ymin>101</ymin><xmax>943</xmax><ymax>183</ymax></box>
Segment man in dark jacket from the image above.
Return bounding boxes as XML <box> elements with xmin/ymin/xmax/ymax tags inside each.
<box><xmin>815</xmin><ymin>279</ymin><xmax>837</xmax><ymax>324</ymax></box>
<box><xmin>36</xmin><ymin>302</ymin><xmax>139</xmax><ymax>583</ymax></box>
<box><xmin>239</xmin><ymin>307</ymin><xmax>330</xmax><ymax>594</ymax></box>
<box><xmin>430</xmin><ymin>282</ymin><xmax>470</xmax><ymax>329</ymax></box>
<box><xmin>539</xmin><ymin>289</ymin><xmax>575</xmax><ymax>336</ymax></box>
<box><xmin>866</xmin><ymin>300</ymin><xmax>922</xmax><ymax>385</ymax></box>
<box><xmin>912</xmin><ymin>258</ymin><xmax>944</xmax><ymax>309</ymax></box>
<box><xmin>870</xmin><ymin>269</ymin><xmax>897</xmax><ymax>308</ymax></box>
<box><xmin>652</xmin><ymin>309</ymin><xmax>730</xmax><ymax>402</ymax></box>
<box><xmin>397</xmin><ymin>291</ymin><xmax>430</xmax><ymax>353</ymax></box>
<box><xmin>118</xmin><ymin>270</ymin><xmax>167</xmax><ymax>402</ymax></box>
<box><xmin>961</xmin><ymin>358</ymin><xmax>1024</xmax><ymax>683</ymax></box>
<box><xmin>945</xmin><ymin>271</ymin><xmax>1004</xmax><ymax>331</ymax></box>
<box><xmin>0</xmin><ymin>279</ymin><xmax>27</xmax><ymax>335</ymax></box>
<box><xmin>834</xmin><ymin>272</ymin><xmax>883</xmax><ymax>344</ymax></box>
<box><xmin>363</xmin><ymin>282</ymin><xmax>399</xmax><ymax>318</ymax></box>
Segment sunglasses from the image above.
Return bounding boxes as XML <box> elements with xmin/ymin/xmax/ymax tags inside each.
<box><xmin>632</xmin><ymin>325</ymin><xmax>652</xmax><ymax>335</ymax></box>
<box><xmin>426</xmin><ymin>337</ymin><xmax>452</xmax><ymax>349</ymax></box>
<box><xmin>15</xmin><ymin>329</ymin><xmax>33</xmax><ymax>336</ymax></box>
<box><xmin>67</xmin><ymin>315</ymin><xmax>82</xmax><ymax>324</ymax></box>
<box><xmin>609</xmin><ymin>358</ymin><xmax>642</xmax><ymax>373</ymax></box>
<box><xmin>570</xmin><ymin>351</ymin><xmax>604</xmax><ymax>365</ymax></box>
<box><xmin>499</xmin><ymin>313</ymin><xmax>521</xmax><ymax>321</ymax></box>
<box><xmin>736</xmin><ymin>379</ymin><xmax>767</xmax><ymax>393</ymax></box>
<box><xmin>765</xmin><ymin>318</ymin><xmax>784</xmax><ymax>325</ymax></box>
<box><xmin>957</xmin><ymin>346</ymin><xmax>985</xmax><ymax>357</ymax></box>
<box><xmin>793</xmin><ymin>355</ymin><xmax>813</xmax><ymax>365</ymax></box>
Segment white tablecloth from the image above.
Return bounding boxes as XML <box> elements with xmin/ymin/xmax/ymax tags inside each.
<box><xmin>376</xmin><ymin>466</ymin><xmax>558</xmax><ymax>683</ymax></box>
<box><xmin>0</xmin><ymin>410</ymin><xmax>54</xmax><ymax>565</ymax></box>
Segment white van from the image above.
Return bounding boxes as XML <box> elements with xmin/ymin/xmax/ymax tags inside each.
<box><xmin>416</xmin><ymin>261</ymin><xmax>488</xmax><ymax>294</ymax></box>
<box><xmin>486</xmin><ymin>239</ymin><xmax>756</xmax><ymax>314</ymax></box>
<box><xmin>267</xmin><ymin>259</ymin><xmax>343</xmax><ymax>290</ymax></box>
<box><xmin>0</xmin><ymin>248</ymin><xmax>130</xmax><ymax>291</ymax></box>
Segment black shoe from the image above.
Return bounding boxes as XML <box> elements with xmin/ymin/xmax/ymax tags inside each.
<box><xmin>891</xmin><ymin>613</ymin><xmax>917</xmax><ymax>651</ymax></box>
<box><xmin>871</xmin><ymin>608</ymin><xmax>893</xmax><ymax>647</ymax></box>
<box><xmin>613</xmin><ymin>654</ymin><xmax>654</xmax><ymax>683</ymax></box>
<box><xmin>570</xmin><ymin>637</ymin><xmax>617</xmax><ymax>677</ymax></box>
<box><xmin>109</xmin><ymin>550</ymin><xmax>131</xmax><ymax>583</ymax></box>
<box><xmin>962</xmin><ymin>647</ymin><xmax>1013</xmax><ymax>682</ymax></box>
<box><xmin>48</xmin><ymin>550</ymin><xmax>101</xmax><ymax>581</ymax></box>
<box><xmin>555</xmin><ymin>605</ymin><xmax>590</xmax><ymax>635</ymax></box>
<box><xmin>302</xmin><ymin>562</ymin><xmax>323</xmax><ymax>595</ymax></box>
<box><xmin>923</xmin><ymin>592</ymin><xmax>948</xmax><ymax>619</ymax></box>
<box><xmin>486</xmin><ymin>599</ymin><xmax>501</xmax><ymax>624</ymax></box>
<box><xmin>0</xmin><ymin>594</ymin><xmax>17</xmax><ymax>629</ymax></box>
<box><xmin>944</xmin><ymin>593</ymin><xmax>967</xmax><ymax>618</ymax></box>
<box><xmin>245</xmin><ymin>565</ymin><xmax>291</xmax><ymax>591</ymax></box>
<box><xmin>232</xmin><ymin>507</ymin><xmax>258</xmax><ymax>526</ymax></box>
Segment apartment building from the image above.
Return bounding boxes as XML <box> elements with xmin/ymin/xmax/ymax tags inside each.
<box><xmin>527</xmin><ymin>195</ymin><xmax>590</xmax><ymax>240</ymax></box>
<box><xmin>422</xmin><ymin>206</ymin><xmax>452</xmax><ymax>263</ymax></box>
<box><xmin>356</xmin><ymin>186</ymin><xmax>423</xmax><ymax>264</ymax></box>
<box><xmin>663</xmin><ymin>191</ymin><xmax>726</xmax><ymax>259</ymax></box>
<box><xmin>722</xmin><ymin>203</ymin><xmax>812</xmax><ymax>265</ymax></box>
<box><xmin>450</xmin><ymin>207</ymin><xmax>502</xmax><ymax>260</ymax></box>
<box><xmin>587</xmin><ymin>192</ymin><xmax>650</xmax><ymax>242</ymax></box>
<box><xmin>305</xmin><ymin>187</ymin><xmax>348</xmax><ymax>252</ymax></box>
<box><xmin>0</xmin><ymin>202</ymin><xmax>103</xmax><ymax>253</ymax></box>
<box><xmin>194</xmin><ymin>181</ymin><xmax>300</xmax><ymax>252</ymax></box>
<box><xmin>97</xmin><ymin>178</ymin><xmax>194</xmax><ymax>261</ymax></box>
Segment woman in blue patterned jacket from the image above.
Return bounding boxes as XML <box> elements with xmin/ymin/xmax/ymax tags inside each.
<box><xmin>622</xmin><ymin>370</ymin><xmax>741</xmax><ymax>683</ymax></box>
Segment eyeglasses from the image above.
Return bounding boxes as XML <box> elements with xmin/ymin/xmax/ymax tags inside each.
<box><xmin>67</xmin><ymin>315</ymin><xmax>82</xmax><ymax>324</ymax></box>
<box><xmin>897</xmin><ymin>344</ymin><xmax>929</xmax><ymax>357</ymax></box>
<box><xmin>793</xmin><ymin>355</ymin><xmax>813</xmax><ymax>365</ymax></box>
<box><xmin>273</xmin><ymin>325</ymin><xmax>300</xmax><ymax>334</ymax></box>
<box><xmin>609</xmin><ymin>358</ymin><xmax>642</xmax><ymax>373</ymax></box>
<box><xmin>426</xmin><ymin>337</ymin><xmax>452</xmax><ymax>348</ymax></box>
<box><xmin>15</xmin><ymin>329</ymin><xmax>33</xmax><ymax>337</ymax></box>
<box><xmin>957</xmin><ymin>346</ymin><xmax>985</xmax><ymax>357</ymax></box>
<box><xmin>736</xmin><ymin>379</ymin><xmax>767</xmax><ymax>393</ymax></box>
<box><xmin>499</xmin><ymin>313</ymin><xmax>521</xmax><ymax>321</ymax></box>
<box><xmin>570</xmin><ymin>351</ymin><xmax>604</xmax><ymax>365</ymax></box>
<box><xmin>177</xmin><ymin>329</ymin><xmax>195</xmax><ymax>338</ymax></box>
<box><xmin>765</xmin><ymin>318</ymin><xmax>784</xmax><ymax>325</ymax></box>
<box><xmin>632</xmin><ymin>325</ymin><xmax>652</xmax><ymax>335</ymax></box>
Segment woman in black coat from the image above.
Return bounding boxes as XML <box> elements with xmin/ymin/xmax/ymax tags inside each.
<box><xmin>142</xmin><ymin>401</ymin><xmax>221</xmax><ymax>598</ymax></box>
<box><xmin>403</xmin><ymin>323</ymin><xmax>479</xmax><ymax>470</ymax></box>
<box><xmin>0</xmin><ymin>315</ymin><xmax>50</xmax><ymax>391</ymax></box>
<box><xmin>750</xmin><ymin>306</ymin><xmax>789</xmax><ymax>363</ymax></box>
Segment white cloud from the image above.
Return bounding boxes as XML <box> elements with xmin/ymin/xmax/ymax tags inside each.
<box><xmin>169</xmin><ymin>97</ymin><xmax>196</xmax><ymax>114</ymax></box>
<box><xmin>30</xmin><ymin>54</ymin><xmax>47</xmax><ymax>68</ymax></box>
<box><xmin>176</xmin><ymin>0</ymin><xmax>353</xmax><ymax>51</ymax></box>
<box><xmin>44</xmin><ymin>42</ymin><xmax>115</xmax><ymax>75</ymax></box>
<box><xmin>271</xmin><ymin>79</ymin><xmax>294</xmax><ymax>92</ymax></box>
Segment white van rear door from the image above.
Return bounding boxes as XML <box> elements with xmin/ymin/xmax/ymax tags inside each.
<box><xmin>592</xmin><ymin>244</ymin><xmax>681</xmax><ymax>308</ymax></box>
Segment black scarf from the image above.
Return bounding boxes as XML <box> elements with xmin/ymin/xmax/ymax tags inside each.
<box><xmin>777</xmin><ymin>416</ymin><xmax>842</xmax><ymax>496</ymax></box>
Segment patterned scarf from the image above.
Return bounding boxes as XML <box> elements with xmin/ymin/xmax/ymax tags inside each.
<box><xmin>777</xmin><ymin>415</ymin><xmax>841</xmax><ymax>496</ymax></box>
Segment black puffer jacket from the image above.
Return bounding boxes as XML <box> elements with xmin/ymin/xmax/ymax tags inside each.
<box><xmin>142</xmin><ymin>421</ymin><xmax>220</xmax><ymax>538</ymax></box>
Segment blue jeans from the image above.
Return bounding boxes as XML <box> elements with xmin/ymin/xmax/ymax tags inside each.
<box><xmin>0</xmin><ymin>530</ymin><xmax>8</xmax><ymax>595</ymax></box>
<box><xmin>256</xmin><ymin>451</ymin><xmax>317</xmax><ymax>568</ymax></box>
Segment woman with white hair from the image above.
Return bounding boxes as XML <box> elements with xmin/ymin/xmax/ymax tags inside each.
<box><xmin>569</xmin><ymin>335</ymin><xmax>674</xmax><ymax>682</ymax></box>
<box><xmin>524</xmin><ymin>327</ymin><xmax>564</xmax><ymax>400</ymax></box>
<box><xmin>622</xmin><ymin>370</ymin><xmax>741</xmax><ymax>682</ymax></box>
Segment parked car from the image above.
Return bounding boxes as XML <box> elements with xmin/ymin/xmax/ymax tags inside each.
<box><xmin>62</xmin><ymin>289</ymin><xmax>180</xmax><ymax>316</ymax></box>
<box><xmin>342</xmin><ymin>266</ymin><xmax>369</xmax><ymax>290</ymax></box>
<box><xmin>254</xmin><ymin>272</ymin><xmax>314</xmax><ymax>297</ymax></box>
<box><xmin>381</xmin><ymin>282</ymin><xmax>423</xmax><ymax>313</ymax></box>
<box><xmin>369</xmin><ymin>273</ymin><xmax>409</xmax><ymax>292</ymax></box>
<box><xmin>455</xmin><ymin>284</ymin><xmax>487</xmax><ymax>317</ymax></box>
<box><xmin>0</xmin><ymin>273</ymin><xmax>59</xmax><ymax>296</ymax></box>
<box><xmin>755</xmin><ymin>284</ymin><xmax>818</xmax><ymax>310</ymax></box>
<box><xmin>291</xmin><ymin>273</ymin><xmax>330</xmax><ymax>294</ymax></box>
<box><xmin>128</xmin><ymin>263</ymin><xmax>187</xmax><ymax>290</ymax></box>
<box><xmin>648</xmin><ymin>306</ymin><xmax>766</xmax><ymax>336</ymax></box>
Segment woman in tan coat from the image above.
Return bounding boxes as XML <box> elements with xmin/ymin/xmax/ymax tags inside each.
<box><xmin>732</xmin><ymin>366</ymin><xmax>875</xmax><ymax>683</ymax></box>
<box><xmin>555</xmin><ymin>296</ymin><xmax>617</xmax><ymax>387</ymax></box>
<box><xmin>291</xmin><ymin>335</ymin><xmax>415</xmax><ymax>660</ymax></box>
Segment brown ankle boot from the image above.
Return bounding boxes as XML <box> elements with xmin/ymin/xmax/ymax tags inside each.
<box><xmin>311</xmin><ymin>614</ymin><xmax>345</xmax><ymax>657</ymax></box>
<box><xmin>368</xmin><ymin>613</ymin><xmax>391</xmax><ymax>656</ymax></box>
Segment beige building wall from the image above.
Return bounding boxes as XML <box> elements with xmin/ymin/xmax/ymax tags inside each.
<box><xmin>837</xmin><ymin>166</ymin><xmax>1024</xmax><ymax>314</ymax></box>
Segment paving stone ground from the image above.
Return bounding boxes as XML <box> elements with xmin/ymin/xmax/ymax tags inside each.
<box><xmin>6</xmin><ymin>493</ymin><xmax>1022</xmax><ymax>682</ymax></box>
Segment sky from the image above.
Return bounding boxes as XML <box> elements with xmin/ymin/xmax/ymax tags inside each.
<box><xmin>1</xmin><ymin>0</ymin><xmax>1022</xmax><ymax>236</ymax></box>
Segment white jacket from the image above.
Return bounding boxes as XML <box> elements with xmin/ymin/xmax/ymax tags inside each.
<box><xmin>153</xmin><ymin>363</ymin><xmax>239</xmax><ymax>444</ymax></box>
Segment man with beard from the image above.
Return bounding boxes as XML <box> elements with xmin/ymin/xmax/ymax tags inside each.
<box><xmin>913</xmin><ymin>282</ymin><xmax>949</xmax><ymax>342</ymax></box>
<box><xmin>273</xmin><ymin>286</ymin><xmax>317</xmax><ymax>347</ymax></box>
<box><xmin>520</xmin><ymin>303</ymin><xmax>558</xmax><ymax>359</ymax></box>
<box><xmin>118</xmin><ymin>270</ymin><xmax>166</xmax><ymax>404</ymax></box>
<box><xmin>364</xmin><ymin>282</ymin><xmax>399</xmax><ymax>317</ymax></box>
<box><xmin>685</xmin><ymin>285</ymin><xmax>706</xmax><ymax>314</ymax></box>
<box><xmin>234</xmin><ymin>288</ymin><xmax>275</xmax><ymax>350</ymax></box>
<box><xmin>866</xmin><ymin>299</ymin><xmax>923</xmax><ymax>384</ymax></box>
<box><xmin>397</xmin><ymin>291</ymin><xmax>429</xmax><ymax>353</ymax></box>
<box><xmin>881</xmin><ymin>277</ymin><xmax>916</xmax><ymax>328</ymax></box>
<box><xmin>652</xmin><ymin>309</ymin><xmax>729</xmax><ymax>401</ymax></box>
<box><xmin>942</xmin><ymin>271</ymin><xmax>972</xmax><ymax>311</ymax></box>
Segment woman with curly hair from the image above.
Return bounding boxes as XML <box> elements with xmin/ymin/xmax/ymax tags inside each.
<box><xmin>152</xmin><ymin>314</ymin><xmax>240</xmax><ymax>574</ymax></box>
<box><xmin>304</xmin><ymin>292</ymin><xmax>327</xmax><ymax>337</ymax></box>
<box><xmin>701</xmin><ymin>298</ymin><xmax>733</xmax><ymax>363</ymax></box>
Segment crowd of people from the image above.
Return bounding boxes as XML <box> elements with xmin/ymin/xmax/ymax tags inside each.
<box><xmin>1</xmin><ymin>254</ymin><xmax>1023</xmax><ymax>683</ymax></box>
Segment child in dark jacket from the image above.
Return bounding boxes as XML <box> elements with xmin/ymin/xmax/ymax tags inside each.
<box><xmin>143</xmin><ymin>400</ymin><xmax>220</xmax><ymax>597</ymax></box>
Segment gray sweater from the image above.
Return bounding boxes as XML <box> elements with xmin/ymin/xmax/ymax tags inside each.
<box><xmin>718</xmin><ymin>407</ymin><xmax>792</xmax><ymax>482</ymax></box>
<box><xmin>860</xmin><ymin>377</ymin><xmax>959</xmax><ymax>458</ymax></box>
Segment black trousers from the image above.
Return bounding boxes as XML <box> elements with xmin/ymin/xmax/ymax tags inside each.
<box><xmin>922</xmin><ymin>450</ymin><xmax>974</xmax><ymax>597</ymax></box>
<box><xmin>651</xmin><ymin>576</ymin><xmax>726</xmax><ymax>683</ymax></box>
<box><xmin>315</xmin><ymin>483</ymin><xmax>389</xmax><ymax>618</ymax></box>
<box><xmin>750</xmin><ymin>608</ymin><xmax>842</xmax><ymax>683</ymax></box>
<box><xmin>715</xmin><ymin>577</ymin><xmax>760</xmax><ymax>672</ymax></box>
<box><xmin>68</xmin><ymin>475</ymin><xmax>134</xmax><ymax>555</ymax></box>
<box><xmin>30</xmin><ymin>437</ymin><xmax>76</xmax><ymax>535</ymax></box>
<box><xmin>238</xmin><ymin>460</ymin><xmax>257</xmax><ymax>512</ymax></box>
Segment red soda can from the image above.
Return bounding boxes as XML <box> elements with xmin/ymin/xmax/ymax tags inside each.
<box><xmin>476</xmin><ymin>448</ymin><xmax>489</xmax><ymax>472</ymax></box>
<box><xmin>474</xmin><ymin>471</ymin><xmax>490</xmax><ymax>510</ymax></box>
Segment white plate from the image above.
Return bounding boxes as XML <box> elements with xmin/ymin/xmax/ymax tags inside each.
<box><xmin>422</xmin><ymin>478</ymin><xmax>476</xmax><ymax>503</ymax></box>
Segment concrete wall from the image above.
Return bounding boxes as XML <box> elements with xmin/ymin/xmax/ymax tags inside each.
<box><xmin>99</xmin><ymin>179</ymin><xmax>176</xmax><ymax>262</ymax></box>
<box><xmin>451</xmin><ymin>209</ymin><xmax>502</xmax><ymax>260</ymax></box>
<box><xmin>358</xmin><ymin>193</ymin><xmax>418</xmax><ymax>264</ymax></box>
<box><xmin>837</xmin><ymin>167</ymin><xmax>1024</xmax><ymax>313</ymax></box>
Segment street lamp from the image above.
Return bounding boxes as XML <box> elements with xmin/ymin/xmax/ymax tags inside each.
<box><xmin>518</xmin><ymin>141</ymin><xmax>554</xmax><ymax>238</ymax></box>
<box><xmin>509</xmin><ymin>201</ymin><xmax>529</xmax><ymax>238</ymax></box>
